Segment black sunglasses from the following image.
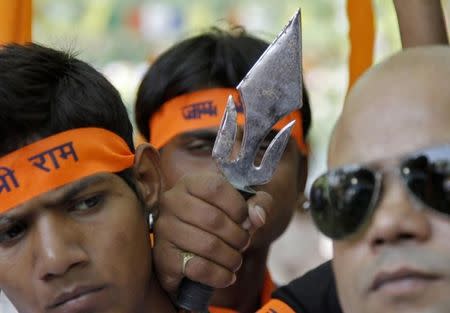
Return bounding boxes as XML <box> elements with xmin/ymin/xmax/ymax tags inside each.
<box><xmin>309</xmin><ymin>144</ymin><xmax>450</xmax><ymax>240</ymax></box>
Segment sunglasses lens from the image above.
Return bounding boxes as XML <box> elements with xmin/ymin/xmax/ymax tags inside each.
<box><xmin>401</xmin><ymin>145</ymin><xmax>450</xmax><ymax>215</ymax></box>
<box><xmin>310</xmin><ymin>167</ymin><xmax>377</xmax><ymax>239</ymax></box>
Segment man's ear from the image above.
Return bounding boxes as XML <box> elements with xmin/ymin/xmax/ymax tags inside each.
<box><xmin>133</xmin><ymin>143</ymin><xmax>163</xmax><ymax>209</ymax></box>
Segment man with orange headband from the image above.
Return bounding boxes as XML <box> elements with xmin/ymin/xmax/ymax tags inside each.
<box><xmin>0</xmin><ymin>43</ymin><xmax>271</xmax><ymax>313</ymax></box>
<box><xmin>144</xmin><ymin>2</ymin><xmax>449</xmax><ymax>313</ymax></box>
<box><xmin>135</xmin><ymin>28</ymin><xmax>311</xmax><ymax>313</ymax></box>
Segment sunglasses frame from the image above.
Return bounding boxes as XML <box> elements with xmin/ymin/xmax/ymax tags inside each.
<box><xmin>308</xmin><ymin>143</ymin><xmax>450</xmax><ymax>240</ymax></box>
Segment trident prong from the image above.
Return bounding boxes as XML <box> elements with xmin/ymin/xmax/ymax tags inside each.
<box><xmin>213</xmin><ymin>9</ymin><xmax>303</xmax><ymax>193</ymax></box>
<box><xmin>212</xmin><ymin>96</ymin><xmax>238</xmax><ymax>163</ymax></box>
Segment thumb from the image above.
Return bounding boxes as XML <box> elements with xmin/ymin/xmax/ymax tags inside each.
<box><xmin>244</xmin><ymin>191</ymin><xmax>273</xmax><ymax>234</ymax></box>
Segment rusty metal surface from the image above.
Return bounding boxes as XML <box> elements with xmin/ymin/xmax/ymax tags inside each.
<box><xmin>213</xmin><ymin>9</ymin><xmax>303</xmax><ymax>193</ymax></box>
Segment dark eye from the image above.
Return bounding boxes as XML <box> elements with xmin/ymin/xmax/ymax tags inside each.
<box><xmin>0</xmin><ymin>222</ymin><xmax>27</xmax><ymax>245</ymax></box>
<box><xmin>72</xmin><ymin>195</ymin><xmax>103</xmax><ymax>212</ymax></box>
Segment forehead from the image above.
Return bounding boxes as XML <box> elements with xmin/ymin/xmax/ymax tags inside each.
<box><xmin>329</xmin><ymin>61</ymin><xmax>450</xmax><ymax>168</ymax></box>
<box><xmin>0</xmin><ymin>173</ymin><xmax>117</xmax><ymax>219</ymax></box>
<box><xmin>179</xmin><ymin>127</ymin><xmax>220</xmax><ymax>138</ymax></box>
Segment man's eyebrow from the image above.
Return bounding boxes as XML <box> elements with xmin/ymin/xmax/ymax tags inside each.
<box><xmin>180</xmin><ymin>128</ymin><xmax>281</xmax><ymax>143</ymax></box>
<box><xmin>47</xmin><ymin>174</ymin><xmax>110</xmax><ymax>208</ymax></box>
<box><xmin>0</xmin><ymin>175</ymin><xmax>110</xmax><ymax>224</ymax></box>
<box><xmin>180</xmin><ymin>130</ymin><xmax>218</xmax><ymax>140</ymax></box>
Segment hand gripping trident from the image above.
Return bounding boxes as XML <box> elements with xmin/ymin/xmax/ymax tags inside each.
<box><xmin>177</xmin><ymin>9</ymin><xmax>303</xmax><ymax>313</ymax></box>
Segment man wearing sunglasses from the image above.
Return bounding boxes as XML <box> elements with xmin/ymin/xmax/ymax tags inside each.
<box><xmin>260</xmin><ymin>45</ymin><xmax>450</xmax><ymax>313</ymax></box>
<box><xmin>322</xmin><ymin>45</ymin><xmax>450</xmax><ymax>313</ymax></box>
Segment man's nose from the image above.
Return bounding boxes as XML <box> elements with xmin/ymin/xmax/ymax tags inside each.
<box><xmin>366</xmin><ymin>174</ymin><xmax>432</xmax><ymax>251</ymax></box>
<box><xmin>33</xmin><ymin>212</ymin><xmax>88</xmax><ymax>282</ymax></box>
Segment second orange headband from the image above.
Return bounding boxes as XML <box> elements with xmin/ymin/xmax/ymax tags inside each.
<box><xmin>148</xmin><ymin>88</ymin><xmax>307</xmax><ymax>153</ymax></box>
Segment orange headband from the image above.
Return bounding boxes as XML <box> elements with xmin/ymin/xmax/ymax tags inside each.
<box><xmin>149</xmin><ymin>88</ymin><xmax>307</xmax><ymax>153</ymax></box>
<box><xmin>0</xmin><ymin>128</ymin><xmax>134</xmax><ymax>213</ymax></box>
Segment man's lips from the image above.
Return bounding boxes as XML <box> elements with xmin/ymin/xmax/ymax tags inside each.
<box><xmin>370</xmin><ymin>267</ymin><xmax>440</xmax><ymax>292</ymax></box>
<box><xmin>47</xmin><ymin>285</ymin><xmax>106</xmax><ymax>310</ymax></box>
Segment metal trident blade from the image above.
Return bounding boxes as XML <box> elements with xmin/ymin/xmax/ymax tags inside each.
<box><xmin>213</xmin><ymin>9</ymin><xmax>303</xmax><ymax>193</ymax></box>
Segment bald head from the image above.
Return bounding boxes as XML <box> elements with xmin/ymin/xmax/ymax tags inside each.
<box><xmin>329</xmin><ymin>46</ymin><xmax>450</xmax><ymax>167</ymax></box>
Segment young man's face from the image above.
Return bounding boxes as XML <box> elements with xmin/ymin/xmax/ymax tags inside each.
<box><xmin>0</xmin><ymin>172</ymin><xmax>154</xmax><ymax>313</ymax></box>
<box><xmin>159</xmin><ymin>126</ymin><xmax>306</xmax><ymax>248</ymax></box>
<box><xmin>329</xmin><ymin>48</ymin><xmax>450</xmax><ymax>313</ymax></box>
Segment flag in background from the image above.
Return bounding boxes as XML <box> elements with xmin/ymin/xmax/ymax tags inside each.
<box><xmin>0</xmin><ymin>0</ymin><xmax>32</xmax><ymax>44</ymax></box>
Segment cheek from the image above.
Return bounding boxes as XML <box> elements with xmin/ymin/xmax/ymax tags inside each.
<box><xmin>432</xmin><ymin>216</ymin><xmax>450</xmax><ymax>248</ymax></box>
<box><xmin>160</xmin><ymin>150</ymin><xmax>217</xmax><ymax>188</ymax></box>
<box><xmin>264</xmin><ymin>156</ymin><xmax>300</xmax><ymax>210</ymax></box>
<box><xmin>91</xmin><ymin>201</ymin><xmax>152</xmax><ymax>295</ymax></box>
<box><xmin>256</xmin><ymin>158</ymin><xmax>300</xmax><ymax>239</ymax></box>
<box><xmin>0</xmin><ymin>259</ymin><xmax>37</xmax><ymax>310</ymax></box>
<box><xmin>332</xmin><ymin>241</ymin><xmax>367</xmax><ymax>313</ymax></box>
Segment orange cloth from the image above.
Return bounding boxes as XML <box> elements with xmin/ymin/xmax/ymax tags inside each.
<box><xmin>209</xmin><ymin>270</ymin><xmax>275</xmax><ymax>313</ymax></box>
<box><xmin>347</xmin><ymin>0</ymin><xmax>375</xmax><ymax>89</ymax></box>
<box><xmin>148</xmin><ymin>88</ymin><xmax>307</xmax><ymax>153</ymax></box>
<box><xmin>0</xmin><ymin>128</ymin><xmax>134</xmax><ymax>213</ymax></box>
<box><xmin>256</xmin><ymin>299</ymin><xmax>296</xmax><ymax>313</ymax></box>
<box><xmin>0</xmin><ymin>0</ymin><xmax>32</xmax><ymax>45</ymax></box>
<box><xmin>260</xmin><ymin>270</ymin><xmax>276</xmax><ymax>306</ymax></box>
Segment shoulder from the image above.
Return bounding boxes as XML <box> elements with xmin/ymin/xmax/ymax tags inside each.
<box><xmin>272</xmin><ymin>260</ymin><xmax>343</xmax><ymax>313</ymax></box>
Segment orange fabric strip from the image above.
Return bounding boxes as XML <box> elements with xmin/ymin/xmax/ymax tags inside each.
<box><xmin>261</xmin><ymin>270</ymin><xmax>276</xmax><ymax>305</ymax></box>
<box><xmin>0</xmin><ymin>0</ymin><xmax>32</xmax><ymax>45</ymax></box>
<box><xmin>256</xmin><ymin>299</ymin><xmax>296</xmax><ymax>313</ymax></box>
<box><xmin>347</xmin><ymin>0</ymin><xmax>375</xmax><ymax>89</ymax></box>
<box><xmin>148</xmin><ymin>88</ymin><xmax>307</xmax><ymax>153</ymax></box>
<box><xmin>0</xmin><ymin>128</ymin><xmax>134</xmax><ymax>213</ymax></box>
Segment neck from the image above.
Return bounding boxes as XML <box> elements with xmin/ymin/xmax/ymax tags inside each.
<box><xmin>142</xmin><ymin>276</ymin><xmax>177</xmax><ymax>313</ymax></box>
<box><xmin>210</xmin><ymin>247</ymin><xmax>270</xmax><ymax>313</ymax></box>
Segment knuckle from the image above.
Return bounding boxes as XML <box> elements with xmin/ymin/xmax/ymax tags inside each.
<box><xmin>204</xmin><ymin>209</ymin><xmax>225</xmax><ymax>230</ymax></box>
<box><xmin>230</xmin><ymin>202</ymin><xmax>248</xmax><ymax>223</ymax></box>
<box><xmin>203</xmin><ymin>174</ymin><xmax>226</xmax><ymax>196</ymax></box>
<box><xmin>202</xmin><ymin>236</ymin><xmax>222</xmax><ymax>255</ymax></box>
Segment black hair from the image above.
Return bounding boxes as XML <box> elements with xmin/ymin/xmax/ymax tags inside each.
<box><xmin>0</xmin><ymin>43</ymin><xmax>136</xmax><ymax>188</ymax></box>
<box><xmin>135</xmin><ymin>27</ymin><xmax>311</xmax><ymax>142</ymax></box>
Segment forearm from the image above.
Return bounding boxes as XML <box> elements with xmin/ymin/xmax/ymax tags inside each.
<box><xmin>394</xmin><ymin>0</ymin><xmax>448</xmax><ymax>47</ymax></box>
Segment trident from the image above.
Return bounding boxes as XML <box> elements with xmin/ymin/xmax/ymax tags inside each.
<box><xmin>177</xmin><ymin>9</ymin><xmax>303</xmax><ymax>312</ymax></box>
